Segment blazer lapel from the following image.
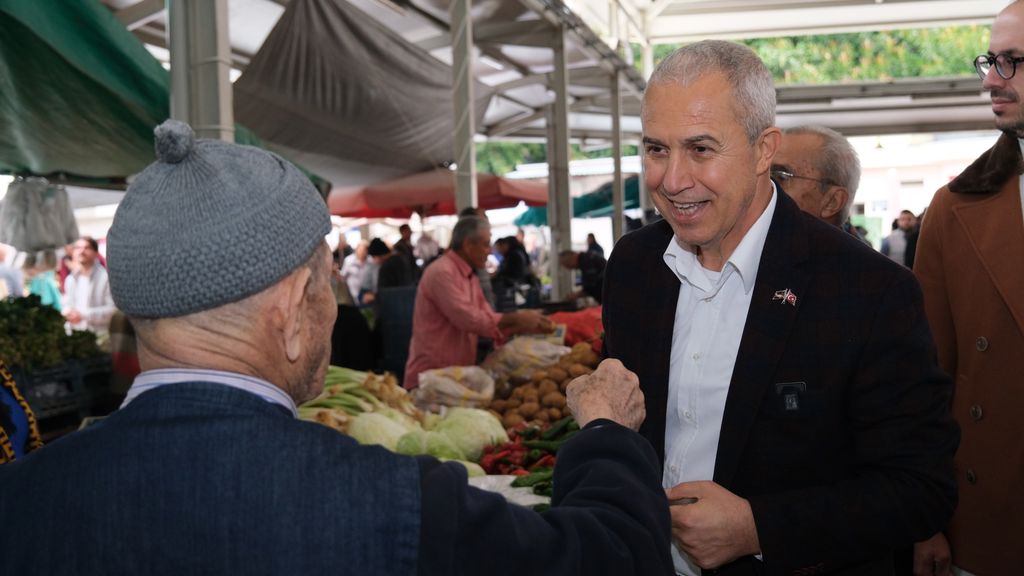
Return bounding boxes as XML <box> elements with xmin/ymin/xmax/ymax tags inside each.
<box><xmin>954</xmin><ymin>174</ymin><xmax>1024</xmax><ymax>336</ymax></box>
<box><xmin>714</xmin><ymin>191</ymin><xmax>812</xmax><ymax>487</ymax></box>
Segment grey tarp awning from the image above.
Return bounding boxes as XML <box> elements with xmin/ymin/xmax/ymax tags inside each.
<box><xmin>233</xmin><ymin>0</ymin><xmax>496</xmax><ymax>188</ymax></box>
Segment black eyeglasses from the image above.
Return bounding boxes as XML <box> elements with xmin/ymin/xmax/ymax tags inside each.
<box><xmin>974</xmin><ymin>53</ymin><xmax>1024</xmax><ymax>81</ymax></box>
<box><xmin>771</xmin><ymin>169</ymin><xmax>832</xmax><ymax>187</ymax></box>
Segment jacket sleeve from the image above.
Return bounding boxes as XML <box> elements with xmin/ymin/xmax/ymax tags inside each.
<box><xmin>748</xmin><ymin>273</ymin><xmax>960</xmax><ymax>575</ymax></box>
<box><xmin>416</xmin><ymin>421</ymin><xmax>674</xmax><ymax>576</ymax></box>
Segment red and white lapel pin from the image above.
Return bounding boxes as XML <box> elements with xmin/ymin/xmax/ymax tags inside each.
<box><xmin>772</xmin><ymin>288</ymin><xmax>798</xmax><ymax>307</ymax></box>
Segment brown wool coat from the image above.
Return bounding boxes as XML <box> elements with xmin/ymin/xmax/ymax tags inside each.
<box><xmin>915</xmin><ymin>132</ymin><xmax>1024</xmax><ymax>575</ymax></box>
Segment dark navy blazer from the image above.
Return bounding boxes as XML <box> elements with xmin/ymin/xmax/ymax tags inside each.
<box><xmin>603</xmin><ymin>190</ymin><xmax>959</xmax><ymax>576</ymax></box>
<box><xmin>0</xmin><ymin>382</ymin><xmax>673</xmax><ymax>575</ymax></box>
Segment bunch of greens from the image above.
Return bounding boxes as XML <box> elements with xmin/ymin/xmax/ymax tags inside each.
<box><xmin>0</xmin><ymin>295</ymin><xmax>100</xmax><ymax>370</ymax></box>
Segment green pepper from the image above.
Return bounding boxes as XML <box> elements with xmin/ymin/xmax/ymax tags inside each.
<box><xmin>511</xmin><ymin>468</ymin><xmax>554</xmax><ymax>488</ymax></box>
<box><xmin>541</xmin><ymin>416</ymin><xmax>574</xmax><ymax>440</ymax></box>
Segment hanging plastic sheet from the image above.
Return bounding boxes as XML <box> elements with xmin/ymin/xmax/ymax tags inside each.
<box><xmin>0</xmin><ymin>178</ymin><xmax>79</xmax><ymax>251</ymax></box>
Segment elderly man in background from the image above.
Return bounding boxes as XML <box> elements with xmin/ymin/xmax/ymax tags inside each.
<box><xmin>602</xmin><ymin>40</ymin><xmax>957</xmax><ymax>575</ymax></box>
<box><xmin>913</xmin><ymin>2</ymin><xmax>1024</xmax><ymax>574</ymax></box>
<box><xmin>61</xmin><ymin>236</ymin><xmax>115</xmax><ymax>337</ymax></box>
<box><xmin>772</xmin><ymin>125</ymin><xmax>866</xmax><ymax>241</ymax></box>
<box><xmin>0</xmin><ymin>120</ymin><xmax>674</xmax><ymax>575</ymax></box>
<box><xmin>404</xmin><ymin>216</ymin><xmax>554</xmax><ymax>389</ymax></box>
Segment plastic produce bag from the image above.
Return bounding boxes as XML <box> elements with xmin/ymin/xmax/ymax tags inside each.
<box><xmin>481</xmin><ymin>336</ymin><xmax>570</xmax><ymax>384</ymax></box>
<box><xmin>413</xmin><ymin>366</ymin><xmax>494</xmax><ymax>412</ymax></box>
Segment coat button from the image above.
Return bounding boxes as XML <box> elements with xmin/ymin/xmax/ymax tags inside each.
<box><xmin>970</xmin><ymin>405</ymin><xmax>983</xmax><ymax>421</ymax></box>
<box><xmin>976</xmin><ymin>337</ymin><xmax>989</xmax><ymax>351</ymax></box>
<box><xmin>966</xmin><ymin>469</ymin><xmax>977</xmax><ymax>484</ymax></box>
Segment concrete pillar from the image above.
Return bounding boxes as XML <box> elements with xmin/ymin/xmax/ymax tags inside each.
<box><xmin>548</xmin><ymin>26</ymin><xmax>573</xmax><ymax>300</ymax></box>
<box><xmin>450</xmin><ymin>0</ymin><xmax>478</xmax><ymax>211</ymax></box>
<box><xmin>167</xmin><ymin>0</ymin><xmax>233</xmax><ymax>141</ymax></box>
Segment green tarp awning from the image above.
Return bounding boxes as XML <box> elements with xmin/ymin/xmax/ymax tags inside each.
<box><xmin>514</xmin><ymin>174</ymin><xmax>640</xmax><ymax>226</ymax></box>
<box><xmin>0</xmin><ymin>0</ymin><xmax>169</xmax><ymax>179</ymax></box>
<box><xmin>0</xmin><ymin>0</ymin><xmax>327</xmax><ymax>191</ymax></box>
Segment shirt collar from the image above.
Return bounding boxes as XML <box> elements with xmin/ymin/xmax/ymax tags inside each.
<box><xmin>446</xmin><ymin>249</ymin><xmax>476</xmax><ymax>278</ymax></box>
<box><xmin>120</xmin><ymin>368</ymin><xmax>298</xmax><ymax>417</ymax></box>
<box><xmin>663</xmin><ymin>181</ymin><xmax>778</xmax><ymax>295</ymax></box>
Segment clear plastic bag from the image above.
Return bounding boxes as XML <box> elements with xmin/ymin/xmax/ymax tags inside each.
<box><xmin>413</xmin><ymin>366</ymin><xmax>495</xmax><ymax>412</ymax></box>
<box><xmin>481</xmin><ymin>336</ymin><xmax>571</xmax><ymax>384</ymax></box>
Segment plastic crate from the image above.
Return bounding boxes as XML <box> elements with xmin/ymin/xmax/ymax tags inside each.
<box><xmin>12</xmin><ymin>355</ymin><xmax>112</xmax><ymax>420</ymax></box>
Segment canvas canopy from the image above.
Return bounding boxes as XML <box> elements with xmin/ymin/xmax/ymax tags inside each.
<box><xmin>329</xmin><ymin>169</ymin><xmax>547</xmax><ymax>219</ymax></box>
<box><xmin>233</xmin><ymin>0</ymin><xmax>495</xmax><ymax>188</ymax></box>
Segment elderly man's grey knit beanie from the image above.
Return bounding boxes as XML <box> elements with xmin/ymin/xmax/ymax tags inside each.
<box><xmin>107</xmin><ymin>120</ymin><xmax>331</xmax><ymax>318</ymax></box>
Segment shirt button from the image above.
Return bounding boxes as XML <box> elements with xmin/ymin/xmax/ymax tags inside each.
<box><xmin>966</xmin><ymin>469</ymin><xmax>977</xmax><ymax>484</ymax></box>
<box><xmin>684</xmin><ymin>411</ymin><xmax>692</xmax><ymax>419</ymax></box>
<box><xmin>692</xmin><ymin>353</ymin><xmax>700</xmax><ymax>361</ymax></box>
<box><xmin>976</xmin><ymin>337</ymin><xmax>989</xmax><ymax>352</ymax></box>
<box><xmin>970</xmin><ymin>404</ymin><xmax>983</xmax><ymax>421</ymax></box>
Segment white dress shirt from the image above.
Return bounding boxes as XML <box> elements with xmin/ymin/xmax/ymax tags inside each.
<box><xmin>662</xmin><ymin>186</ymin><xmax>777</xmax><ymax>575</ymax></box>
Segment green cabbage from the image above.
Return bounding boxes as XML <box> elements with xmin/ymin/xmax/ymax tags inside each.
<box><xmin>440</xmin><ymin>458</ymin><xmax>487</xmax><ymax>477</ymax></box>
<box><xmin>434</xmin><ymin>407</ymin><xmax>509</xmax><ymax>461</ymax></box>
<box><xmin>347</xmin><ymin>412</ymin><xmax>413</xmax><ymax>451</ymax></box>
<box><xmin>396</xmin><ymin>430</ymin><xmax>467</xmax><ymax>460</ymax></box>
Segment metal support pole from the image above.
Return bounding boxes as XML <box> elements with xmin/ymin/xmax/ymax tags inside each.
<box><xmin>167</xmin><ymin>0</ymin><xmax>234</xmax><ymax>141</ymax></box>
<box><xmin>610</xmin><ymin>69</ymin><xmax>624</xmax><ymax>244</ymax></box>
<box><xmin>450</xmin><ymin>0</ymin><xmax>478</xmax><ymax>212</ymax></box>
<box><xmin>548</xmin><ymin>26</ymin><xmax>573</xmax><ymax>301</ymax></box>
<box><xmin>641</xmin><ymin>42</ymin><xmax>654</xmax><ymax>81</ymax></box>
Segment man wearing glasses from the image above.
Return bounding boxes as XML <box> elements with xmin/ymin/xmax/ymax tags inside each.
<box><xmin>913</xmin><ymin>2</ymin><xmax>1024</xmax><ymax>575</ymax></box>
<box><xmin>771</xmin><ymin>125</ymin><xmax>866</xmax><ymax>241</ymax></box>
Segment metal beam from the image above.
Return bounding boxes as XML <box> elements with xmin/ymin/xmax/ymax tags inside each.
<box><xmin>485</xmin><ymin>110</ymin><xmax>547</xmax><ymax>138</ymax></box>
<box><xmin>644</xmin><ymin>0</ymin><xmax>674</xmax><ymax>22</ymax></box>
<box><xmin>413</xmin><ymin>34</ymin><xmax>453</xmax><ymax>52</ymax></box>
<box><xmin>475</xmin><ymin>20</ymin><xmax>557</xmax><ymax>47</ymax></box>
<box><xmin>493</xmin><ymin>73</ymin><xmax>551</xmax><ymax>95</ymax></box>
<box><xmin>450</xmin><ymin>0</ymin><xmax>478</xmax><ymax>211</ymax></box>
<box><xmin>115</xmin><ymin>0</ymin><xmax>165</xmax><ymax>31</ymax></box>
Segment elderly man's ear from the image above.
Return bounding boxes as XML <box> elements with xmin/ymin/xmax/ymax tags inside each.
<box><xmin>268</xmin><ymin>265</ymin><xmax>314</xmax><ymax>363</ymax></box>
<box><xmin>821</xmin><ymin>186</ymin><xmax>849</xmax><ymax>222</ymax></box>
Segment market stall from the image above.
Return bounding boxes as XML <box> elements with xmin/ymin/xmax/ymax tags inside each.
<box><xmin>298</xmin><ymin>339</ymin><xmax>602</xmax><ymax>507</ymax></box>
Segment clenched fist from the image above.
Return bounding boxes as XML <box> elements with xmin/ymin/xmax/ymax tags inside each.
<box><xmin>566</xmin><ymin>358</ymin><xmax>645</xmax><ymax>430</ymax></box>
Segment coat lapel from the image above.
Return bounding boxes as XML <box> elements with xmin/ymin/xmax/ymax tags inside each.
<box><xmin>714</xmin><ymin>191</ymin><xmax>812</xmax><ymax>487</ymax></box>
<box><xmin>953</xmin><ymin>174</ymin><xmax>1024</xmax><ymax>336</ymax></box>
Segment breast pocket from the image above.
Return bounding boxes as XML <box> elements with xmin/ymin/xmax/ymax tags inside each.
<box><xmin>765</xmin><ymin>381</ymin><xmax>827</xmax><ymax>420</ymax></box>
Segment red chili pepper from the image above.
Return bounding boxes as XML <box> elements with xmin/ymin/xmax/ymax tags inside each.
<box><xmin>510</xmin><ymin>469</ymin><xmax>529</xmax><ymax>476</ymax></box>
<box><xmin>529</xmin><ymin>454</ymin><xmax>556</xmax><ymax>471</ymax></box>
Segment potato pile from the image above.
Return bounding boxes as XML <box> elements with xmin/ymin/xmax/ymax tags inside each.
<box><xmin>488</xmin><ymin>342</ymin><xmax>601</xmax><ymax>430</ymax></box>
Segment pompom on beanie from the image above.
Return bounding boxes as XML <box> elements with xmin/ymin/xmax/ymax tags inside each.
<box><xmin>106</xmin><ymin>120</ymin><xmax>330</xmax><ymax>318</ymax></box>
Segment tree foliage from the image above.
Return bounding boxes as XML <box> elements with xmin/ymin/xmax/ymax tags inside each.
<box><xmin>476</xmin><ymin>27</ymin><xmax>990</xmax><ymax>175</ymax></box>
<box><xmin>649</xmin><ymin>25</ymin><xmax>990</xmax><ymax>84</ymax></box>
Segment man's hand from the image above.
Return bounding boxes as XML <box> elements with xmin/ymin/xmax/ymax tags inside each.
<box><xmin>63</xmin><ymin>309</ymin><xmax>83</xmax><ymax>324</ymax></box>
<box><xmin>501</xmin><ymin>309</ymin><xmax>554</xmax><ymax>335</ymax></box>
<box><xmin>565</xmin><ymin>358</ymin><xmax>644</xmax><ymax>430</ymax></box>
<box><xmin>913</xmin><ymin>533</ymin><xmax>951</xmax><ymax>576</ymax></box>
<box><xmin>665</xmin><ymin>481</ymin><xmax>760</xmax><ymax>569</ymax></box>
